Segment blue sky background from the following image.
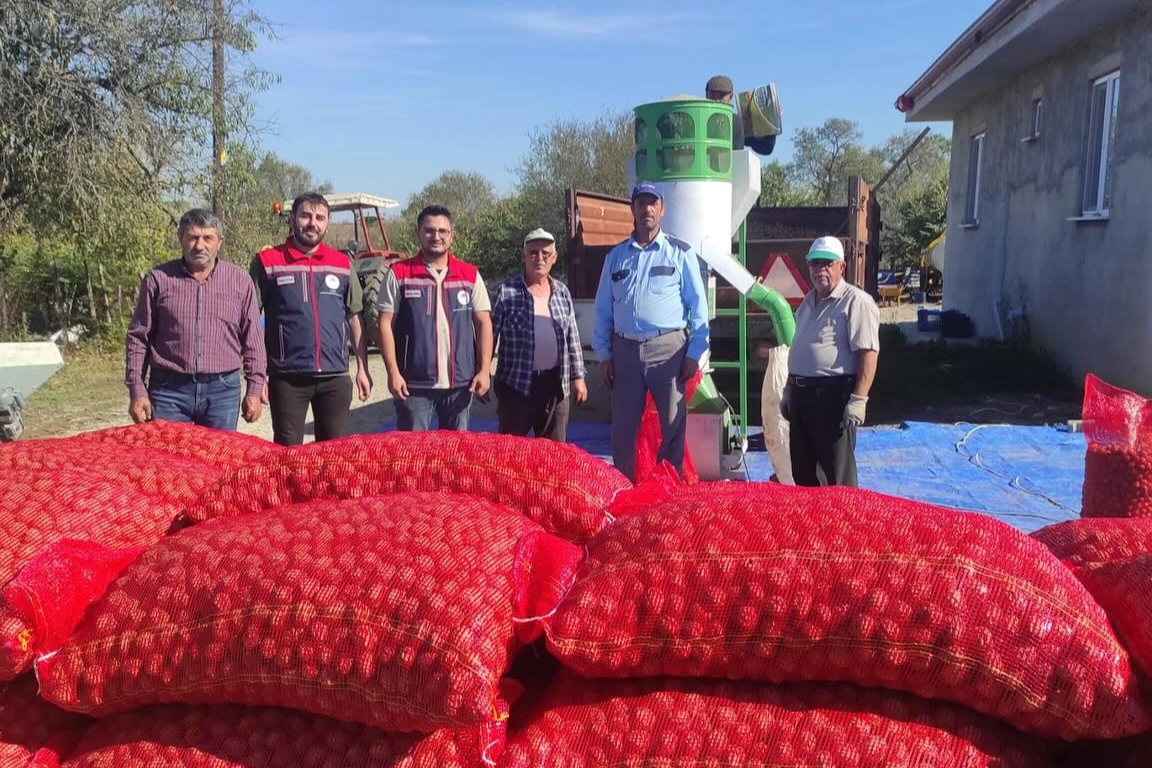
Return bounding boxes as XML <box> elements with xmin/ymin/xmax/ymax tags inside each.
<box><xmin>245</xmin><ymin>0</ymin><xmax>992</xmax><ymax>204</ymax></box>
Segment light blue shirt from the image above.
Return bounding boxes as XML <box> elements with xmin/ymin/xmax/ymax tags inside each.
<box><xmin>592</xmin><ymin>231</ymin><xmax>710</xmax><ymax>361</ymax></box>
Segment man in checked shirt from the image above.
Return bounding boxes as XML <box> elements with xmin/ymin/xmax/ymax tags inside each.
<box><xmin>491</xmin><ymin>228</ymin><xmax>588</xmax><ymax>441</ymax></box>
<box><xmin>125</xmin><ymin>209</ymin><xmax>266</xmax><ymax>430</ymax></box>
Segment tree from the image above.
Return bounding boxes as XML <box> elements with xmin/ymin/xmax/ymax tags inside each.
<box><xmin>469</xmin><ymin>193</ymin><xmax>535</xmax><ymax>281</ymax></box>
<box><xmin>513</xmin><ymin>111</ymin><xmax>634</xmax><ymax>257</ymax></box>
<box><xmin>885</xmin><ymin>175</ymin><xmax>949</xmax><ymax>270</ymax></box>
<box><xmin>0</xmin><ymin>0</ymin><xmax>273</xmax><ymax>230</ymax></box>
<box><xmin>216</xmin><ymin>146</ymin><xmax>333</xmax><ymax>264</ymax></box>
<box><xmin>759</xmin><ymin>161</ymin><xmax>815</xmax><ymax>207</ymax></box>
<box><xmin>873</xmin><ymin>131</ymin><xmax>951</xmax><ymax>269</ymax></box>
<box><xmin>391</xmin><ymin>170</ymin><xmax>500</xmax><ymax>261</ymax></box>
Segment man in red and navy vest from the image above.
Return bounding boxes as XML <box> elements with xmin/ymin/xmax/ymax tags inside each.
<box><xmin>377</xmin><ymin>205</ymin><xmax>493</xmax><ymax>431</ymax></box>
<box><xmin>250</xmin><ymin>192</ymin><xmax>373</xmax><ymax>445</ymax></box>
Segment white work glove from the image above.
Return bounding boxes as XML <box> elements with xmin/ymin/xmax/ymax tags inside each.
<box><xmin>779</xmin><ymin>384</ymin><xmax>793</xmax><ymax>422</ymax></box>
<box><xmin>843</xmin><ymin>394</ymin><xmax>868</xmax><ymax>428</ymax></box>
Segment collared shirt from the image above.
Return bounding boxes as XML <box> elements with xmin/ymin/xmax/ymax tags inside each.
<box><xmin>125</xmin><ymin>258</ymin><xmax>266</xmax><ymax>401</ymax></box>
<box><xmin>377</xmin><ymin>254</ymin><xmax>491</xmax><ymax>389</ymax></box>
<box><xmin>788</xmin><ymin>277</ymin><xmax>880</xmax><ymax>377</ymax></box>
<box><xmin>592</xmin><ymin>231</ymin><xmax>710</xmax><ymax>361</ymax></box>
<box><xmin>492</xmin><ymin>274</ymin><xmax>586</xmax><ymax>398</ymax></box>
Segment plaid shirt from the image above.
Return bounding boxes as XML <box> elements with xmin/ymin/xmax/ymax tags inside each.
<box><xmin>492</xmin><ymin>275</ymin><xmax>586</xmax><ymax>397</ymax></box>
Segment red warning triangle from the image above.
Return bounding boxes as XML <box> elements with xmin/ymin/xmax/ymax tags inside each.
<box><xmin>758</xmin><ymin>253</ymin><xmax>809</xmax><ymax>308</ymax></box>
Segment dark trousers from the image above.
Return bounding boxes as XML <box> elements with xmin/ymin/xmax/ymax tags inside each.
<box><xmin>268</xmin><ymin>373</ymin><xmax>353</xmax><ymax>446</ymax></box>
<box><xmin>494</xmin><ymin>369</ymin><xmax>570</xmax><ymax>442</ymax></box>
<box><xmin>610</xmin><ymin>331</ymin><xmax>688</xmax><ymax>481</ymax></box>
<box><xmin>788</xmin><ymin>375</ymin><xmax>858</xmax><ymax>487</ymax></box>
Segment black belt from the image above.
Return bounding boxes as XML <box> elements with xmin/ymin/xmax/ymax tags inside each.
<box><xmin>153</xmin><ymin>369</ymin><xmax>239</xmax><ymax>384</ymax></box>
<box><xmin>788</xmin><ymin>374</ymin><xmax>854</xmax><ymax>388</ymax></box>
<box><xmin>531</xmin><ymin>366</ymin><xmax>561</xmax><ymax>379</ymax></box>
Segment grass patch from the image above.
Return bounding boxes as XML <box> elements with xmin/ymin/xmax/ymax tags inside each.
<box><xmin>22</xmin><ymin>346</ymin><xmax>127</xmax><ymax>438</ymax></box>
<box><xmin>870</xmin><ymin>326</ymin><xmax>1079</xmax><ymax>416</ymax></box>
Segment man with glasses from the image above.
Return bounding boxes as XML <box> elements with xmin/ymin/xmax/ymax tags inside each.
<box><xmin>491</xmin><ymin>228</ymin><xmax>587</xmax><ymax>441</ymax></box>
<box><xmin>377</xmin><ymin>205</ymin><xmax>493</xmax><ymax>431</ymax></box>
<box><xmin>781</xmin><ymin>236</ymin><xmax>880</xmax><ymax>487</ymax></box>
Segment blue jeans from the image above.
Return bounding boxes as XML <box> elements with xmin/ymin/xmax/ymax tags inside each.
<box><xmin>395</xmin><ymin>387</ymin><xmax>472</xmax><ymax>431</ymax></box>
<box><xmin>148</xmin><ymin>369</ymin><xmax>242</xmax><ymax>430</ymax></box>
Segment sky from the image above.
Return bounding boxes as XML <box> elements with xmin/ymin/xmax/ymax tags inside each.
<box><xmin>245</xmin><ymin>0</ymin><xmax>993</xmax><ymax>206</ymax></box>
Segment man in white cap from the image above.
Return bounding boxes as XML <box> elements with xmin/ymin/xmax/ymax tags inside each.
<box><xmin>782</xmin><ymin>236</ymin><xmax>880</xmax><ymax>487</ymax></box>
<box><xmin>491</xmin><ymin>228</ymin><xmax>588</xmax><ymax>441</ymax></box>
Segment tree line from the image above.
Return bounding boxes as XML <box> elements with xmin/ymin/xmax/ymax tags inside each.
<box><xmin>0</xmin><ymin>0</ymin><xmax>947</xmax><ymax>345</ymax></box>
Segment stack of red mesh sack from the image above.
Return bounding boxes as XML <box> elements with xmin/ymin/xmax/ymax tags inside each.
<box><xmin>1081</xmin><ymin>374</ymin><xmax>1152</xmax><ymax>518</ymax></box>
<box><xmin>0</xmin><ymin>422</ymin><xmax>286</xmax><ymax>766</ymax></box>
<box><xmin>27</xmin><ymin>431</ymin><xmax>632</xmax><ymax>767</ymax></box>
<box><xmin>506</xmin><ymin>480</ymin><xmax>1152</xmax><ymax>766</ymax></box>
<box><xmin>14</xmin><ymin>423</ymin><xmax>1152</xmax><ymax>766</ymax></box>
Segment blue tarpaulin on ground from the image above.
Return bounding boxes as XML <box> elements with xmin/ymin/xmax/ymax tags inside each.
<box><xmin>381</xmin><ymin>419</ymin><xmax>1083</xmax><ymax>533</ymax></box>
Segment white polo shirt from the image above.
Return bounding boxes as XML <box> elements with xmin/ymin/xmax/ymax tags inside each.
<box><xmin>788</xmin><ymin>277</ymin><xmax>880</xmax><ymax>377</ymax></box>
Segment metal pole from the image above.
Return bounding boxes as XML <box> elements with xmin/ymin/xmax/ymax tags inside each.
<box><xmin>211</xmin><ymin>0</ymin><xmax>226</xmax><ymax>217</ymax></box>
<box><xmin>738</xmin><ymin>221</ymin><xmax>749</xmax><ymax>441</ymax></box>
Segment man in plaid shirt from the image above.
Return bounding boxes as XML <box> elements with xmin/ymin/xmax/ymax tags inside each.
<box><xmin>491</xmin><ymin>228</ymin><xmax>588</xmax><ymax>441</ymax></box>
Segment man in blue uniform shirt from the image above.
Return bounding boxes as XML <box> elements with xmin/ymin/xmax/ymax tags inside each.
<box><xmin>592</xmin><ymin>182</ymin><xmax>710</xmax><ymax>481</ymax></box>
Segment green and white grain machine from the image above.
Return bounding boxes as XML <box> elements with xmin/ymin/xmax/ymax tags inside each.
<box><xmin>631</xmin><ymin>95</ymin><xmax>793</xmax><ymax>480</ymax></box>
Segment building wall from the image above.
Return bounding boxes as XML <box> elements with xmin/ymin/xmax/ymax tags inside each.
<box><xmin>944</xmin><ymin>7</ymin><xmax>1152</xmax><ymax>393</ymax></box>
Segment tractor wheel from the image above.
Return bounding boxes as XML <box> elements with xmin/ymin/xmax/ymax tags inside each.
<box><xmin>361</xmin><ymin>268</ymin><xmax>383</xmax><ymax>350</ymax></box>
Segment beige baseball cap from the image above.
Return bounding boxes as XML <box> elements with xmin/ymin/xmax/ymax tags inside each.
<box><xmin>523</xmin><ymin>228</ymin><xmax>555</xmax><ymax>245</ymax></box>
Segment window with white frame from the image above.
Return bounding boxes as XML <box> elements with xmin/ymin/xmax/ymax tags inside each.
<box><xmin>1083</xmin><ymin>71</ymin><xmax>1120</xmax><ymax>217</ymax></box>
<box><xmin>964</xmin><ymin>132</ymin><xmax>985</xmax><ymax>224</ymax></box>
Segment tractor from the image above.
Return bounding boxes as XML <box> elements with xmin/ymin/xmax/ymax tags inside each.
<box><xmin>275</xmin><ymin>192</ymin><xmax>408</xmax><ymax>339</ymax></box>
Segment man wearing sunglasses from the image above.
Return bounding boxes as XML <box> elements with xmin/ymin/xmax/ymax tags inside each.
<box><xmin>781</xmin><ymin>236</ymin><xmax>880</xmax><ymax>487</ymax></box>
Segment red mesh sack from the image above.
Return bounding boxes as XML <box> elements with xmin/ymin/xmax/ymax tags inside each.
<box><xmin>0</xmin><ymin>470</ymin><xmax>178</xmax><ymax>585</ymax></box>
<box><xmin>74</xmin><ymin>422</ymin><xmax>282</xmax><ymax>472</ymax></box>
<box><xmin>1031</xmin><ymin>517</ymin><xmax>1152</xmax><ymax>568</ymax></box>
<box><xmin>538</xmin><ymin>483</ymin><xmax>1151</xmax><ymax>739</ymax></box>
<box><xmin>36</xmin><ymin>493</ymin><xmax>572</xmax><ymax>732</ymax></box>
<box><xmin>181</xmin><ymin>431</ymin><xmax>631</xmax><ymax>542</ymax></box>
<box><xmin>503</xmin><ymin>672</ymin><xmax>1053</xmax><ymax>768</ymax></box>
<box><xmin>1</xmin><ymin>674</ymin><xmax>89</xmax><ymax>768</ymax></box>
<box><xmin>1072</xmin><ymin>554</ymin><xmax>1152</xmax><ymax>679</ymax></box>
<box><xmin>0</xmin><ymin>441</ymin><xmax>220</xmax><ymax>506</ymax></box>
<box><xmin>633</xmin><ymin>370</ymin><xmax>703</xmax><ymax>484</ymax></box>
<box><xmin>1081</xmin><ymin>374</ymin><xmax>1152</xmax><ymax>518</ymax></box>
<box><xmin>60</xmin><ymin>704</ymin><xmax>504</xmax><ymax>768</ymax></box>
<box><xmin>0</xmin><ymin>540</ymin><xmax>145</xmax><ymax>680</ymax></box>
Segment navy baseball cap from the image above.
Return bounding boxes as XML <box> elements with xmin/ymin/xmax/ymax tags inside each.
<box><xmin>631</xmin><ymin>182</ymin><xmax>663</xmax><ymax>201</ymax></box>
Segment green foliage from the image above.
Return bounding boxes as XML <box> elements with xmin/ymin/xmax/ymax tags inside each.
<box><xmin>759</xmin><ymin>161</ymin><xmax>816</xmax><ymax>207</ymax></box>
<box><xmin>469</xmin><ymin>194</ymin><xmax>535</xmax><ymax>283</ymax></box>
<box><xmin>214</xmin><ymin>144</ymin><xmax>333</xmax><ymax>264</ymax></box>
<box><xmin>511</xmin><ymin>111</ymin><xmax>633</xmax><ymax>259</ymax></box>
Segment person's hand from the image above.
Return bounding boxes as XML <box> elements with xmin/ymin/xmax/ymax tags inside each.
<box><xmin>129</xmin><ymin>396</ymin><xmax>152</xmax><ymax>424</ymax></box>
<box><xmin>678</xmin><ymin>356</ymin><xmax>699</xmax><ymax>383</ymax></box>
<box><xmin>356</xmin><ymin>367</ymin><xmax>373</xmax><ymax>402</ymax></box>
<box><xmin>572</xmin><ymin>377</ymin><xmax>589</xmax><ymax>405</ymax></box>
<box><xmin>242</xmin><ymin>394</ymin><xmax>263</xmax><ymax>423</ymax></box>
<box><xmin>600</xmin><ymin>360</ymin><xmax>614</xmax><ymax>389</ymax></box>
<box><xmin>843</xmin><ymin>394</ymin><xmax>868</xmax><ymax>428</ymax></box>
<box><xmin>387</xmin><ymin>369</ymin><xmax>409</xmax><ymax>400</ymax></box>
<box><xmin>469</xmin><ymin>370</ymin><xmax>491</xmax><ymax>398</ymax></box>
<box><xmin>779</xmin><ymin>385</ymin><xmax>792</xmax><ymax>422</ymax></box>
<box><xmin>261</xmin><ymin>380</ymin><xmax>269</xmax><ymax>405</ymax></box>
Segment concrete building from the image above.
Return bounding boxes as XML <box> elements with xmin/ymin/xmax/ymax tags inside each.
<box><xmin>896</xmin><ymin>0</ymin><xmax>1152</xmax><ymax>393</ymax></box>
